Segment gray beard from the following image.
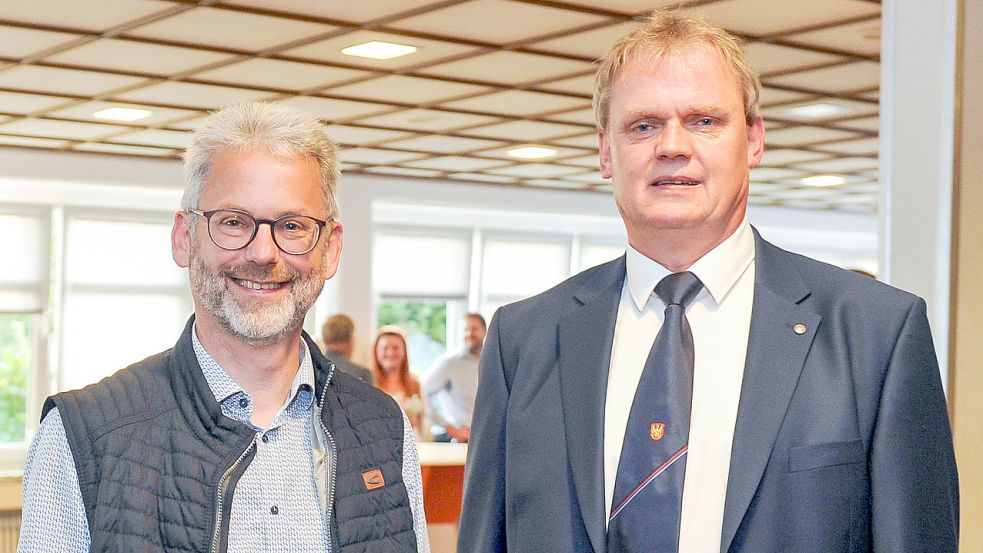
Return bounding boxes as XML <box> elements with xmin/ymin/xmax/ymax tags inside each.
<box><xmin>189</xmin><ymin>243</ymin><xmax>325</xmax><ymax>347</ymax></box>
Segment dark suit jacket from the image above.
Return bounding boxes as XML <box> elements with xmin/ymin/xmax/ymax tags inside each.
<box><xmin>324</xmin><ymin>349</ymin><xmax>372</xmax><ymax>384</ymax></box>
<box><xmin>458</xmin><ymin>232</ymin><xmax>958</xmax><ymax>553</ymax></box>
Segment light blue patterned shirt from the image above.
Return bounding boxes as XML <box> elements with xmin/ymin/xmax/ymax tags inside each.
<box><xmin>18</xmin><ymin>330</ymin><xmax>429</xmax><ymax>552</ymax></box>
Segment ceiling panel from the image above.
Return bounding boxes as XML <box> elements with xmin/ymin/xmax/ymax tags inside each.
<box><xmin>321</xmin><ymin>124</ymin><xmax>414</xmax><ymax>146</ymax></box>
<box><xmin>221</xmin><ymin>0</ymin><xmax>451</xmax><ymax>24</ymax></box>
<box><xmin>0</xmin><ymin>134</ymin><xmax>70</xmax><ymax>148</ymax></box>
<box><xmin>328</xmin><ymin>75</ymin><xmax>492</xmax><ymax>105</ymax></box>
<box><xmin>744</xmin><ymin>42</ymin><xmax>845</xmax><ymax>76</ymax></box>
<box><xmin>339</xmin><ymin>147</ymin><xmax>424</xmax><ymax>164</ymax></box>
<box><xmin>485</xmin><ymin>163</ymin><xmax>585</xmax><ymax>178</ymax></box>
<box><xmin>760</xmin><ymin>148</ymin><xmax>835</xmax><ymax>165</ymax></box>
<box><xmin>126</xmin><ymin>7</ymin><xmax>335</xmax><ymax>52</ymax></box>
<box><xmin>439</xmin><ymin>90</ymin><xmax>587</xmax><ymax>117</ymax></box>
<box><xmin>42</xmin><ymin>38</ymin><xmax>235</xmax><ymax>76</ymax></box>
<box><xmin>553</xmin><ymin>0</ymin><xmax>681</xmax><ymax>15</ymax></box>
<box><xmin>382</xmin><ymin>135</ymin><xmax>504</xmax><ymax>154</ymax></box>
<box><xmin>74</xmin><ymin>142</ymin><xmax>176</xmax><ymax>156</ymax></box>
<box><xmin>765</xmin><ymin>61</ymin><xmax>881</xmax><ymax>94</ymax></box>
<box><xmin>108</xmin><ymin>128</ymin><xmax>193</xmax><ymax>149</ymax></box>
<box><xmin>536</xmin><ymin>73</ymin><xmax>596</xmax><ymax>96</ymax></box>
<box><xmin>355</xmin><ymin>108</ymin><xmax>502</xmax><ymax>132</ymax></box>
<box><xmin>0</xmin><ymin>0</ymin><xmax>175</xmax><ymax>32</ymax></box>
<box><xmin>0</xmin><ymin>118</ymin><xmax>128</xmax><ymax>141</ymax></box>
<box><xmin>794</xmin><ymin>157</ymin><xmax>878</xmax><ymax>172</ymax></box>
<box><xmin>47</xmin><ymin>101</ymin><xmax>202</xmax><ymax>125</ymax></box>
<box><xmin>814</xmin><ymin>137</ymin><xmax>880</xmax><ymax>156</ymax></box>
<box><xmin>363</xmin><ymin>166</ymin><xmax>443</xmax><ymax>178</ymax></box>
<box><xmin>422</xmin><ymin>51</ymin><xmax>592</xmax><ymax>86</ymax></box>
<box><xmin>277</xmin><ymin>96</ymin><xmax>395</xmax><ymax>121</ymax></box>
<box><xmin>463</xmin><ymin>120</ymin><xmax>589</xmax><ymax>141</ymax></box>
<box><xmin>762</xmin><ymin>98</ymin><xmax>879</xmax><ymax>123</ymax></box>
<box><xmin>448</xmin><ymin>172</ymin><xmax>516</xmax><ymax>184</ymax></box>
<box><xmin>389</xmin><ymin>0</ymin><xmax>608</xmax><ymax>45</ymax></box>
<box><xmin>785</xmin><ymin>19</ymin><xmax>882</xmax><ymax>57</ymax></box>
<box><xmin>765</xmin><ymin>126</ymin><xmax>863</xmax><ymax>148</ymax></box>
<box><xmin>0</xmin><ymin>91</ymin><xmax>74</xmax><ymax>115</ymax></box>
<box><xmin>283</xmin><ymin>31</ymin><xmax>479</xmax><ymax>70</ymax></box>
<box><xmin>193</xmin><ymin>58</ymin><xmax>370</xmax><ymax>91</ymax></box>
<box><xmin>681</xmin><ymin>0</ymin><xmax>880</xmax><ymax>37</ymax></box>
<box><xmin>0</xmin><ymin>26</ymin><xmax>81</xmax><ymax>59</ymax></box>
<box><xmin>545</xmin><ymin>108</ymin><xmax>597</xmax><ymax>126</ymax></box>
<box><xmin>529</xmin><ymin>22</ymin><xmax>641</xmax><ymax>59</ymax></box>
<box><xmin>0</xmin><ymin>65</ymin><xmax>147</xmax><ymax>96</ymax></box>
<box><xmin>403</xmin><ymin>156</ymin><xmax>506</xmax><ymax>172</ymax></box>
<box><xmin>113</xmin><ymin>81</ymin><xmax>275</xmax><ymax>109</ymax></box>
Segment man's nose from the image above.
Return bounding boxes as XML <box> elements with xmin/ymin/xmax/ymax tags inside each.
<box><xmin>655</xmin><ymin>120</ymin><xmax>693</xmax><ymax>159</ymax></box>
<box><xmin>243</xmin><ymin>222</ymin><xmax>280</xmax><ymax>265</ymax></box>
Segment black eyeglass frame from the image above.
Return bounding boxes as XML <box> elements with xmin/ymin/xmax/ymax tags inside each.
<box><xmin>189</xmin><ymin>208</ymin><xmax>330</xmax><ymax>255</ymax></box>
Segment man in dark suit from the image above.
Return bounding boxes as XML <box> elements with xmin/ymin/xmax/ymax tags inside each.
<box><xmin>457</xmin><ymin>10</ymin><xmax>958</xmax><ymax>553</ymax></box>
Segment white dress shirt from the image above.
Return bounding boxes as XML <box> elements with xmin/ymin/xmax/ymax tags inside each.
<box><xmin>603</xmin><ymin>219</ymin><xmax>755</xmax><ymax>553</ymax></box>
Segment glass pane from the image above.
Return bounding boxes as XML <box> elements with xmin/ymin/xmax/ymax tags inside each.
<box><xmin>580</xmin><ymin>243</ymin><xmax>625</xmax><ymax>271</ymax></box>
<box><xmin>0</xmin><ymin>314</ymin><xmax>30</xmax><ymax>444</ymax></box>
<box><xmin>0</xmin><ymin>213</ymin><xmax>44</xmax><ymax>284</ymax></box>
<box><xmin>376</xmin><ymin>300</ymin><xmax>453</xmax><ymax>375</ymax></box>
<box><xmin>482</xmin><ymin>238</ymin><xmax>570</xmax><ymax>297</ymax></box>
<box><xmin>66</xmin><ymin>218</ymin><xmax>186</xmax><ymax>286</ymax></box>
<box><xmin>374</xmin><ymin>233</ymin><xmax>469</xmax><ymax>295</ymax></box>
<box><xmin>61</xmin><ymin>293</ymin><xmax>192</xmax><ymax>391</ymax></box>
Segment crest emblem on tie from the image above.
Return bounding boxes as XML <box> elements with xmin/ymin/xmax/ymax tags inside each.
<box><xmin>649</xmin><ymin>422</ymin><xmax>666</xmax><ymax>441</ymax></box>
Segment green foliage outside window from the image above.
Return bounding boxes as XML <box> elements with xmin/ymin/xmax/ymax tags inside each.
<box><xmin>377</xmin><ymin>300</ymin><xmax>448</xmax><ymax>373</ymax></box>
<box><xmin>0</xmin><ymin>313</ymin><xmax>29</xmax><ymax>443</ymax></box>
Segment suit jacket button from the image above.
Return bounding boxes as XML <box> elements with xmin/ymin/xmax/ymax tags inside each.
<box><xmin>793</xmin><ymin>323</ymin><xmax>807</xmax><ymax>335</ymax></box>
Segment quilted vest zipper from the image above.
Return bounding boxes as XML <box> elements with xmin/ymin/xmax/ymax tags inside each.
<box><xmin>210</xmin><ymin>438</ymin><xmax>257</xmax><ymax>553</ymax></box>
<box><xmin>317</xmin><ymin>364</ymin><xmax>339</xmax><ymax>553</ymax></box>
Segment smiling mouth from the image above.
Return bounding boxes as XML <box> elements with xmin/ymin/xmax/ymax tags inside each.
<box><xmin>652</xmin><ymin>177</ymin><xmax>701</xmax><ymax>187</ymax></box>
<box><xmin>234</xmin><ymin>278</ymin><xmax>287</xmax><ymax>290</ymax></box>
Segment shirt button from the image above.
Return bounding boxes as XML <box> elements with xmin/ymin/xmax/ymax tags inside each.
<box><xmin>270</xmin><ymin>505</ymin><xmax>279</xmax><ymax>515</ymax></box>
<box><xmin>238</xmin><ymin>397</ymin><xmax>249</xmax><ymax>409</ymax></box>
<box><xmin>261</xmin><ymin>434</ymin><xmax>269</xmax><ymax>443</ymax></box>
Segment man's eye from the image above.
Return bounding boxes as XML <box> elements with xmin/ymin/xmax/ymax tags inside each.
<box><xmin>696</xmin><ymin>117</ymin><xmax>715</xmax><ymax>126</ymax></box>
<box><xmin>633</xmin><ymin>123</ymin><xmax>654</xmax><ymax>132</ymax></box>
<box><xmin>220</xmin><ymin>218</ymin><xmax>243</xmax><ymax>227</ymax></box>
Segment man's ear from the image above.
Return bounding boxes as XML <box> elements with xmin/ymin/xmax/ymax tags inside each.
<box><xmin>598</xmin><ymin>131</ymin><xmax>613</xmax><ymax>179</ymax></box>
<box><xmin>321</xmin><ymin>221</ymin><xmax>344</xmax><ymax>280</ymax></box>
<box><xmin>746</xmin><ymin>115</ymin><xmax>765</xmax><ymax>168</ymax></box>
<box><xmin>171</xmin><ymin>211</ymin><xmax>192</xmax><ymax>268</ymax></box>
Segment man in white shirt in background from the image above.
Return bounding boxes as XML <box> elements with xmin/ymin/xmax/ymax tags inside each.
<box><xmin>422</xmin><ymin>313</ymin><xmax>486</xmax><ymax>443</ymax></box>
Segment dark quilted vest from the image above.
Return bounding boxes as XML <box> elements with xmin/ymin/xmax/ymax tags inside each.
<box><xmin>45</xmin><ymin>318</ymin><xmax>417</xmax><ymax>553</ymax></box>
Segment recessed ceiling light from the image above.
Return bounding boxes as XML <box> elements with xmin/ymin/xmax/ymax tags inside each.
<box><xmin>801</xmin><ymin>175</ymin><xmax>846</xmax><ymax>187</ymax></box>
<box><xmin>508</xmin><ymin>146</ymin><xmax>558</xmax><ymax>159</ymax></box>
<box><xmin>341</xmin><ymin>41</ymin><xmax>418</xmax><ymax>60</ymax></box>
<box><xmin>784</xmin><ymin>102</ymin><xmax>851</xmax><ymax>119</ymax></box>
<box><xmin>93</xmin><ymin>107</ymin><xmax>153</xmax><ymax>122</ymax></box>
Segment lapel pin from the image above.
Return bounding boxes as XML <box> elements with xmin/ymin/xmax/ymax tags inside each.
<box><xmin>793</xmin><ymin>323</ymin><xmax>807</xmax><ymax>335</ymax></box>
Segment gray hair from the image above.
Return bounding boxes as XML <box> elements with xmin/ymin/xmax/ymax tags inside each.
<box><xmin>181</xmin><ymin>102</ymin><xmax>340</xmax><ymax>219</ymax></box>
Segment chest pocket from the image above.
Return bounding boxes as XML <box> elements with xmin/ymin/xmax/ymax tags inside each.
<box><xmin>789</xmin><ymin>439</ymin><xmax>864</xmax><ymax>472</ymax></box>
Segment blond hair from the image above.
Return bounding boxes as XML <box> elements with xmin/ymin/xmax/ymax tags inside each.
<box><xmin>593</xmin><ymin>9</ymin><xmax>761</xmax><ymax>131</ymax></box>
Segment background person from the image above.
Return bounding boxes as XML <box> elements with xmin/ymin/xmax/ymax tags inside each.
<box><xmin>422</xmin><ymin>313</ymin><xmax>486</xmax><ymax>442</ymax></box>
<box><xmin>320</xmin><ymin>313</ymin><xmax>372</xmax><ymax>383</ymax></box>
<box><xmin>372</xmin><ymin>325</ymin><xmax>425</xmax><ymax>434</ymax></box>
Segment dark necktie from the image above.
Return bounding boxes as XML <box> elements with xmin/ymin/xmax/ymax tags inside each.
<box><xmin>607</xmin><ymin>271</ymin><xmax>704</xmax><ymax>553</ymax></box>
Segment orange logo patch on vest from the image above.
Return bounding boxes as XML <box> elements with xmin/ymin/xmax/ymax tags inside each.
<box><xmin>362</xmin><ymin>469</ymin><xmax>386</xmax><ymax>490</ymax></box>
<box><xmin>650</xmin><ymin>422</ymin><xmax>666</xmax><ymax>441</ymax></box>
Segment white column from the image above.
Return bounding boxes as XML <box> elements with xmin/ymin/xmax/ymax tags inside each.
<box><xmin>879</xmin><ymin>0</ymin><xmax>958</xmax><ymax>385</ymax></box>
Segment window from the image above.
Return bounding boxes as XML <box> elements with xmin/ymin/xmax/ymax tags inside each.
<box><xmin>374</xmin><ymin>229</ymin><xmax>470</xmax><ymax>372</ymax></box>
<box><xmin>60</xmin><ymin>211</ymin><xmax>192</xmax><ymax>389</ymax></box>
<box><xmin>480</xmin><ymin>235</ymin><xmax>571</xmax><ymax>315</ymax></box>
<box><xmin>0</xmin><ymin>209</ymin><xmax>48</xmax><ymax>461</ymax></box>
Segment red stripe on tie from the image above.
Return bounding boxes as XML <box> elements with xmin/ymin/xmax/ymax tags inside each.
<box><xmin>609</xmin><ymin>444</ymin><xmax>688</xmax><ymax>521</ymax></box>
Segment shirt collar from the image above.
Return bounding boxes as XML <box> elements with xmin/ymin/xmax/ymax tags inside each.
<box><xmin>192</xmin><ymin>323</ymin><xmax>315</xmax><ymax>410</ymax></box>
<box><xmin>626</xmin><ymin>218</ymin><xmax>755</xmax><ymax>310</ymax></box>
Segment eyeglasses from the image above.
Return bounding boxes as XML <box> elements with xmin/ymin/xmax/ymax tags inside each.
<box><xmin>189</xmin><ymin>208</ymin><xmax>329</xmax><ymax>255</ymax></box>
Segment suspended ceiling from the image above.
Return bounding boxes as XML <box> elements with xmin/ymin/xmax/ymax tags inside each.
<box><xmin>0</xmin><ymin>0</ymin><xmax>882</xmax><ymax>212</ymax></box>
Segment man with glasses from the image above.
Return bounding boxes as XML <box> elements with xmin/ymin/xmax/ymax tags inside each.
<box><xmin>19</xmin><ymin>102</ymin><xmax>430</xmax><ymax>553</ymax></box>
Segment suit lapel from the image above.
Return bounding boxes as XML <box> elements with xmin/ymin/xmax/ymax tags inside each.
<box><xmin>719</xmin><ymin>233</ymin><xmax>820</xmax><ymax>553</ymax></box>
<box><xmin>558</xmin><ymin>257</ymin><xmax>625</xmax><ymax>553</ymax></box>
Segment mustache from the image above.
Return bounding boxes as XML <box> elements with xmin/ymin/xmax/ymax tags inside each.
<box><xmin>219</xmin><ymin>263</ymin><xmax>297</xmax><ymax>283</ymax></box>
